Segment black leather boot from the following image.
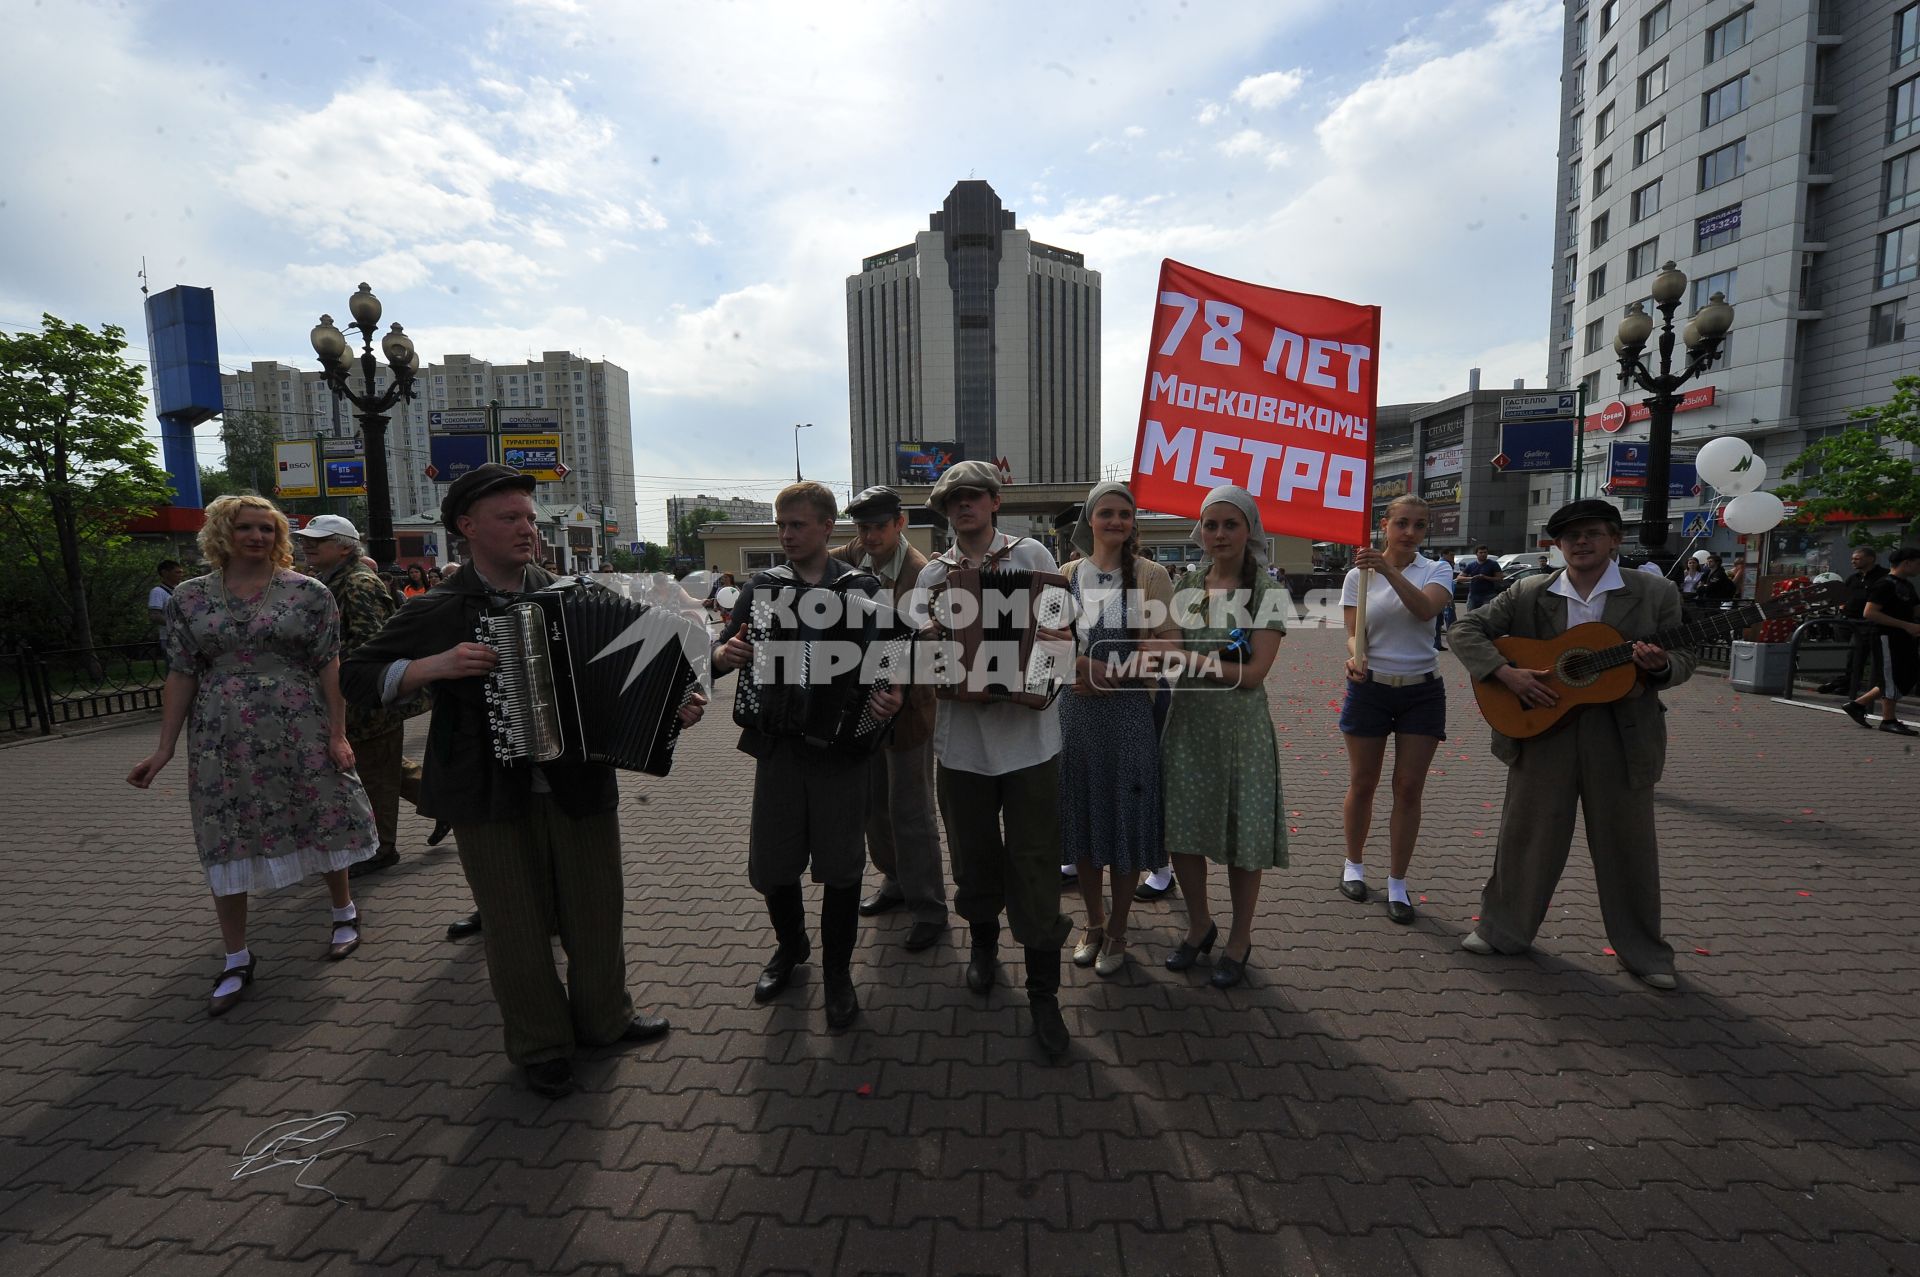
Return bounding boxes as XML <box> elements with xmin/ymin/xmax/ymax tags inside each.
<box><xmin>754</xmin><ymin>884</ymin><xmax>810</xmax><ymax>1004</ymax></box>
<box><xmin>821</xmin><ymin>884</ymin><xmax>860</xmax><ymax>1030</ymax></box>
<box><xmin>965</xmin><ymin>920</ymin><xmax>1000</xmax><ymax>995</ymax></box>
<box><xmin>1025</xmin><ymin>947</ymin><xmax>1070</xmax><ymax>1059</ymax></box>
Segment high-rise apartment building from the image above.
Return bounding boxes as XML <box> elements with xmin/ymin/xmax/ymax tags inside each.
<box><xmin>846</xmin><ymin>180</ymin><xmax>1101</xmax><ymax>492</ymax></box>
<box><xmin>221</xmin><ymin>350</ymin><xmax>636</xmax><ymax>542</ymax></box>
<box><xmin>1543</xmin><ymin>0</ymin><xmax>1917</xmax><ymax>565</ymax></box>
<box><xmin>665</xmin><ymin>493</ymin><xmax>774</xmax><ymax>553</ymax></box>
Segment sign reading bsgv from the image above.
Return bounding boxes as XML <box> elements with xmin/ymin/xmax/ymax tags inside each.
<box><xmin>1130</xmin><ymin>259</ymin><xmax>1380</xmax><ymax>546</ymax></box>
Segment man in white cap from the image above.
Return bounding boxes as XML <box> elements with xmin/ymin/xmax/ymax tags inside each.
<box><xmin>294</xmin><ymin>515</ymin><xmax>413</xmax><ymax>877</ymax></box>
<box><xmin>915</xmin><ymin>459</ymin><xmax>1075</xmax><ymax>1059</ymax></box>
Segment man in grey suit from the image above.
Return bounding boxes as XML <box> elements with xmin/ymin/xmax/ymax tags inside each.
<box><xmin>1448</xmin><ymin>498</ymin><xmax>1696</xmax><ymax>990</ymax></box>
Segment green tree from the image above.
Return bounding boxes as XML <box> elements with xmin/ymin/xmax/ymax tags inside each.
<box><xmin>0</xmin><ymin>315</ymin><xmax>170</xmax><ymax>651</ymax></box>
<box><xmin>1775</xmin><ymin>374</ymin><xmax>1920</xmax><ymax>550</ymax></box>
<box><xmin>672</xmin><ymin>507</ymin><xmax>729</xmax><ymax>564</ymax></box>
<box><xmin>606</xmin><ymin>548</ymin><xmax>640</xmax><ymax>571</ymax></box>
<box><xmin>636</xmin><ymin>542</ymin><xmax>670</xmax><ymax>572</ymax></box>
<box><xmin>218</xmin><ymin>407</ymin><xmax>280</xmax><ymax>496</ymax></box>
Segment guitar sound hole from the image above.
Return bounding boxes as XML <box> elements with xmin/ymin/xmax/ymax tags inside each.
<box><xmin>1557</xmin><ymin>650</ymin><xmax>1598</xmax><ymax>688</ymax></box>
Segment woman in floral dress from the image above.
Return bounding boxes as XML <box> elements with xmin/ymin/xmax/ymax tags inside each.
<box><xmin>1160</xmin><ymin>485</ymin><xmax>1289</xmax><ymax>990</ymax></box>
<box><xmin>128</xmin><ymin>495</ymin><xmax>378</xmax><ymax>1015</ymax></box>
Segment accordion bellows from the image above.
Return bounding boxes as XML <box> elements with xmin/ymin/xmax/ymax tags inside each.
<box><xmin>479</xmin><ymin>584</ymin><xmax>703</xmax><ymax>776</ymax></box>
<box><xmin>930</xmin><ymin>567</ymin><xmax>1074</xmax><ymax>708</ymax></box>
<box><xmin>731</xmin><ymin>567</ymin><xmax>907</xmax><ymax>754</ymax></box>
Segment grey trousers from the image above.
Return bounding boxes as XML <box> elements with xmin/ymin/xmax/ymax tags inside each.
<box><xmin>747</xmin><ymin>738</ymin><xmax>871</xmax><ymax>893</ymax></box>
<box><xmin>1473</xmin><ymin>708</ymin><xmax>1675</xmax><ymax>978</ymax></box>
<box><xmin>865</xmin><ymin>738</ymin><xmax>948</xmax><ymax>924</ymax></box>
<box><xmin>452</xmin><ymin>798</ymin><xmax>634</xmax><ymax>1066</ymax></box>
<box><xmin>937</xmin><ymin>757</ymin><xmax>1071</xmax><ymax>950</ymax></box>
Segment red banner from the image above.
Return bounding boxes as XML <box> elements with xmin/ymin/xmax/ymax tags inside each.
<box><xmin>1585</xmin><ymin>384</ymin><xmax>1717</xmax><ymax>432</ymax></box>
<box><xmin>1129</xmin><ymin>259</ymin><xmax>1380</xmax><ymax>546</ymax></box>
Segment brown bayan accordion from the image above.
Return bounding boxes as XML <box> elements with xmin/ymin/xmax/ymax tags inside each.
<box><xmin>478</xmin><ymin>582</ymin><xmax>703</xmax><ymax>776</ymax></box>
<box><xmin>929</xmin><ymin>564</ymin><xmax>1074</xmax><ymax>709</ymax></box>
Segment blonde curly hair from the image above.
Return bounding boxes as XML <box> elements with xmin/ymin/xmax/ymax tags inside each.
<box><xmin>198</xmin><ymin>494</ymin><xmax>293</xmax><ymax>571</ymax></box>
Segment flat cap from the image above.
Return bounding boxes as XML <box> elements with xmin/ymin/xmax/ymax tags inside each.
<box><xmin>926</xmin><ymin>459</ymin><xmax>1003</xmax><ymax>514</ymax></box>
<box><xmin>845</xmin><ymin>485</ymin><xmax>903</xmax><ymax>521</ymax></box>
<box><xmin>1545</xmin><ymin>497</ymin><xmax>1623</xmax><ymax>538</ymax></box>
<box><xmin>442</xmin><ymin>462</ymin><xmax>537</xmax><ymax>537</ymax></box>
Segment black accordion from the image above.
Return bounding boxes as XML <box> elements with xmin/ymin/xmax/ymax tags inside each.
<box><xmin>928</xmin><ymin>563</ymin><xmax>1075</xmax><ymax>709</ymax></box>
<box><xmin>478</xmin><ymin>581</ymin><xmax>703</xmax><ymax>776</ymax></box>
<box><xmin>731</xmin><ymin>566</ymin><xmax>908</xmax><ymax>755</ymax></box>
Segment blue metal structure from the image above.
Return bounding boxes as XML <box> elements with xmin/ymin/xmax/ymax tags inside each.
<box><xmin>143</xmin><ymin>285</ymin><xmax>222</xmax><ymax>509</ymax></box>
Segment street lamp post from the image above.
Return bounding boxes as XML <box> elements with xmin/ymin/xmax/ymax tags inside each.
<box><xmin>308</xmin><ymin>283</ymin><xmax>417</xmax><ymax>565</ymax></box>
<box><xmin>1613</xmin><ymin>261</ymin><xmax>1735</xmax><ymax>575</ymax></box>
<box><xmin>794</xmin><ymin>421</ymin><xmax>812</xmax><ymax>481</ymax></box>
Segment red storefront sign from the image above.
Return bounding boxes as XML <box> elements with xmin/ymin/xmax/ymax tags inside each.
<box><xmin>1131</xmin><ymin>258</ymin><xmax>1381</xmax><ymax>546</ymax></box>
<box><xmin>1584</xmin><ymin>384</ymin><xmax>1717</xmax><ymax>431</ymax></box>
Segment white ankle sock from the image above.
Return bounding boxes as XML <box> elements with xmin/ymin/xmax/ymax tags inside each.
<box><xmin>214</xmin><ymin>948</ymin><xmax>251</xmax><ymax>999</ymax></box>
<box><xmin>1388</xmin><ymin>876</ymin><xmax>1410</xmax><ymax>905</ymax></box>
<box><xmin>331</xmin><ymin>903</ymin><xmax>359</xmax><ymax>945</ymax></box>
<box><xmin>331</xmin><ymin>904</ymin><xmax>358</xmax><ymax>922</ymax></box>
<box><xmin>1343</xmin><ymin>860</ymin><xmax>1366</xmax><ymax>883</ymax></box>
<box><xmin>1145</xmin><ymin>868</ymin><xmax>1173</xmax><ymax>890</ymax></box>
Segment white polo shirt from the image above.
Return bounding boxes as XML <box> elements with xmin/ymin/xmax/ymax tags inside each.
<box><xmin>1341</xmin><ymin>555</ymin><xmax>1454</xmax><ymax>676</ymax></box>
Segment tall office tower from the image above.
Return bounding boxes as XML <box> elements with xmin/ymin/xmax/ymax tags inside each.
<box><xmin>1541</xmin><ymin>0</ymin><xmax>1917</xmax><ymax>553</ymax></box>
<box><xmin>847</xmin><ymin>180</ymin><xmax>1101</xmax><ymax>491</ymax></box>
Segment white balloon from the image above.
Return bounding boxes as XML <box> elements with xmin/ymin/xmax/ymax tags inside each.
<box><xmin>1715</xmin><ymin>454</ymin><xmax>1768</xmax><ymax>497</ymax></box>
<box><xmin>1722</xmin><ymin>490</ymin><xmax>1786</xmax><ymax>535</ymax></box>
<box><xmin>1695</xmin><ymin>436</ymin><xmax>1757</xmax><ymax>492</ymax></box>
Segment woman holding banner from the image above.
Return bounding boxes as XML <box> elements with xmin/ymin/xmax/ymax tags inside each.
<box><xmin>1337</xmin><ymin>495</ymin><xmax>1454</xmax><ymax>925</ymax></box>
<box><xmin>1160</xmin><ymin>485</ymin><xmax>1288</xmax><ymax>989</ymax></box>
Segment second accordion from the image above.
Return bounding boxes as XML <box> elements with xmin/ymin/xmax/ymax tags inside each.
<box><xmin>478</xmin><ymin>581</ymin><xmax>704</xmax><ymax>776</ymax></box>
<box><xmin>929</xmin><ymin>563</ymin><xmax>1075</xmax><ymax>708</ymax></box>
<box><xmin>731</xmin><ymin>565</ymin><xmax>907</xmax><ymax>754</ymax></box>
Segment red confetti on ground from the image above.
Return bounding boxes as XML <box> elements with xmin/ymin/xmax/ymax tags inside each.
<box><xmin>1694</xmin><ymin>948</ymin><xmax>1712</xmax><ymax>956</ymax></box>
<box><xmin>1801</xmin><ymin>809</ymin><xmax>1815</xmax><ymax>814</ymax></box>
<box><xmin>1327</xmin><ymin>700</ymin><xmax>1339</xmax><ymax>708</ymax></box>
<box><xmin>1289</xmin><ymin>826</ymin><xmax>1299</xmax><ymax>833</ymax></box>
<box><xmin>1419</xmin><ymin>895</ymin><xmax>1428</xmax><ymax>903</ymax></box>
<box><xmin>856</xmin><ymin>1083</ymin><xmax>874</xmax><ymax>1098</ymax></box>
<box><xmin>1472</xmin><ymin>829</ymin><xmax>1485</xmax><ymax>837</ymax></box>
<box><xmin>1602</xmin><ymin>947</ymin><xmax>1616</xmax><ymax>956</ymax></box>
<box><xmin>1782</xmin><ymin>818</ymin><xmax>1793</xmax><ymax>824</ymax></box>
<box><xmin>1797</xmin><ymin>890</ymin><xmax>1812</xmax><ymax>897</ymax></box>
<box><xmin>1471</xmin><ymin>915</ymin><xmax>1480</xmax><ymax>922</ymax></box>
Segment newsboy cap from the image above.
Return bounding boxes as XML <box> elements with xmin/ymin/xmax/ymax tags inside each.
<box><xmin>845</xmin><ymin>485</ymin><xmax>904</xmax><ymax>521</ymax></box>
<box><xmin>926</xmin><ymin>459</ymin><xmax>1003</xmax><ymax>514</ymax></box>
<box><xmin>442</xmin><ymin>463</ymin><xmax>537</xmax><ymax>537</ymax></box>
<box><xmin>1545</xmin><ymin>497</ymin><xmax>1624</xmax><ymax>537</ymax></box>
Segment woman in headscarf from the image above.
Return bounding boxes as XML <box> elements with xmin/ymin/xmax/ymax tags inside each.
<box><xmin>1057</xmin><ymin>482</ymin><xmax>1182</xmax><ymax>977</ymax></box>
<box><xmin>1160</xmin><ymin>486</ymin><xmax>1289</xmax><ymax>989</ymax></box>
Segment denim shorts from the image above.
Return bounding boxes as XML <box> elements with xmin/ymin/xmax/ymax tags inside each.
<box><xmin>1338</xmin><ymin>673</ymin><xmax>1447</xmax><ymax>739</ymax></box>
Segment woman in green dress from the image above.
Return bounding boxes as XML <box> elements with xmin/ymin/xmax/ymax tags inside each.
<box><xmin>1161</xmin><ymin>485</ymin><xmax>1288</xmax><ymax>989</ymax></box>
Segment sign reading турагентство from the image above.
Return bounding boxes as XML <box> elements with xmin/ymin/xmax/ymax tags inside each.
<box><xmin>1130</xmin><ymin>258</ymin><xmax>1380</xmax><ymax>546</ymax></box>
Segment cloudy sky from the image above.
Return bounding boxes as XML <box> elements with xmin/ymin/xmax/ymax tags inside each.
<box><xmin>1</xmin><ymin>0</ymin><xmax>1563</xmax><ymax>541</ymax></box>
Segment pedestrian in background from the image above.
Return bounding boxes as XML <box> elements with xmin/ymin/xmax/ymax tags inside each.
<box><xmin>127</xmin><ymin>494</ymin><xmax>378</xmax><ymax>1016</ymax></box>
<box><xmin>1459</xmin><ymin>545</ymin><xmax>1504</xmax><ymax>612</ymax></box>
<box><xmin>147</xmin><ymin>559</ymin><xmax>184</xmax><ymax>635</ymax></box>
<box><xmin>1843</xmin><ymin>546</ymin><xmax>1920</xmax><ymax>737</ymax></box>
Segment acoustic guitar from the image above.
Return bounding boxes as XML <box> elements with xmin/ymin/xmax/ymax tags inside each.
<box><xmin>1470</xmin><ymin>581</ymin><xmax>1845</xmax><ymax>739</ymax></box>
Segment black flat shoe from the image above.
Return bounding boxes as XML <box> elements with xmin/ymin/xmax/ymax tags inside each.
<box><xmin>1165</xmin><ymin>921</ymin><xmax>1218</xmax><ymax>972</ymax></box>
<box><xmin>1135</xmin><ymin>878</ymin><xmax>1175</xmax><ymax>901</ymax></box>
<box><xmin>617</xmin><ymin>1014</ymin><xmax>671</xmax><ymax>1045</ymax></box>
<box><xmin>754</xmin><ymin>944</ymin><xmax>809</xmax><ymax>1003</ymax></box>
<box><xmin>859</xmin><ymin>889</ymin><xmax>903</xmax><ymax>917</ymax></box>
<box><xmin>524</xmin><ymin>1059</ymin><xmax>576</xmax><ymax>1099</ymax></box>
<box><xmin>1387</xmin><ymin>900</ymin><xmax>1416</xmax><ymax>925</ymax></box>
<box><xmin>1879</xmin><ymin>719</ymin><xmax>1919</xmax><ymax>736</ymax></box>
<box><xmin>427</xmin><ymin>820</ymin><xmax>452</xmax><ymax>847</ymax></box>
<box><xmin>349</xmin><ymin>847</ymin><xmax>399</xmax><ymax>879</ymax></box>
<box><xmin>1339</xmin><ymin>877</ymin><xmax>1368</xmax><ymax>902</ymax></box>
<box><xmin>208</xmin><ymin>956</ymin><xmax>257</xmax><ymax>1017</ymax></box>
<box><xmin>824</xmin><ymin>977</ymin><xmax>859</xmax><ymax>1031</ymax></box>
<box><xmin>1844</xmin><ymin>701</ymin><xmax>1872</xmax><ymax>728</ymax></box>
<box><xmin>446</xmin><ymin>911</ymin><xmax>482</xmax><ymax>940</ymax></box>
<box><xmin>902</xmin><ymin>920</ymin><xmax>946</xmax><ymax>953</ymax></box>
<box><xmin>965</xmin><ymin>947</ymin><xmax>997</xmax><ymax>995</ymax></box>
<box><xmin>1210</xmin><ymin>948</ymin><xmax>1251</xmax><ymax>989</ymax></box>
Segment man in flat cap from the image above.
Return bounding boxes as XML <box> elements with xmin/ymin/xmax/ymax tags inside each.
<box><xmin>343</xmin><ymin>464</ymin><xmax>706</xmax><ymax>1098</ymax></box>
<box><xmin>914</xmin><ymin>459</ymin><xmax>1075</xmax><ymax>1059</ymax></box>
<box><xmin>828</xmin><ymin>486</ymin><xmax>947</xmax><ymax>951</ymax></box>
<box><xmin>1448</xmin><ymin>497</ymin><xmax>1695</xmax><ymax>990</ymax></box>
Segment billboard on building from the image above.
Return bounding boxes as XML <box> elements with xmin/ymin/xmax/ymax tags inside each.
<box><xmin>502</xmin><ymin>432</ymin><xmax>565</xmax><ymax>482</ymax></box>
<box><xmin>325</xmin><ymin>458</ymin><xmax>367</xmax><ymax>497</ymax></box>
<box><xmin>895</xmin><ymin>441</ymin><xmax>963</xmax><ymax>484</ymax></box>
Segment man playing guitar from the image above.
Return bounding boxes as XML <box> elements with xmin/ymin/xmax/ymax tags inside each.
<box><xmin>1448</xmin><ymin>498</ymin><xmax>1696</xmax><ymax>990</ymax></box>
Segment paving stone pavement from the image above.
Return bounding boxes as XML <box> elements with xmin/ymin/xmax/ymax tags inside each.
<box><xmin>0</xmin><ymin>624</ymin><xmax>1915</xmax><ymax>1276</ymax></box>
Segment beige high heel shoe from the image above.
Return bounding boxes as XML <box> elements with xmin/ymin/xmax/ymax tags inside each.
<box><xmin>1095</xmin><ymin>934</ymin><xmax>1129</xmax><ymax>977</ymax></box>
<box><xmin>1072</xmin><ymin>924</ymin><xmax>1105</xmax><ymax>967</ymax></box>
